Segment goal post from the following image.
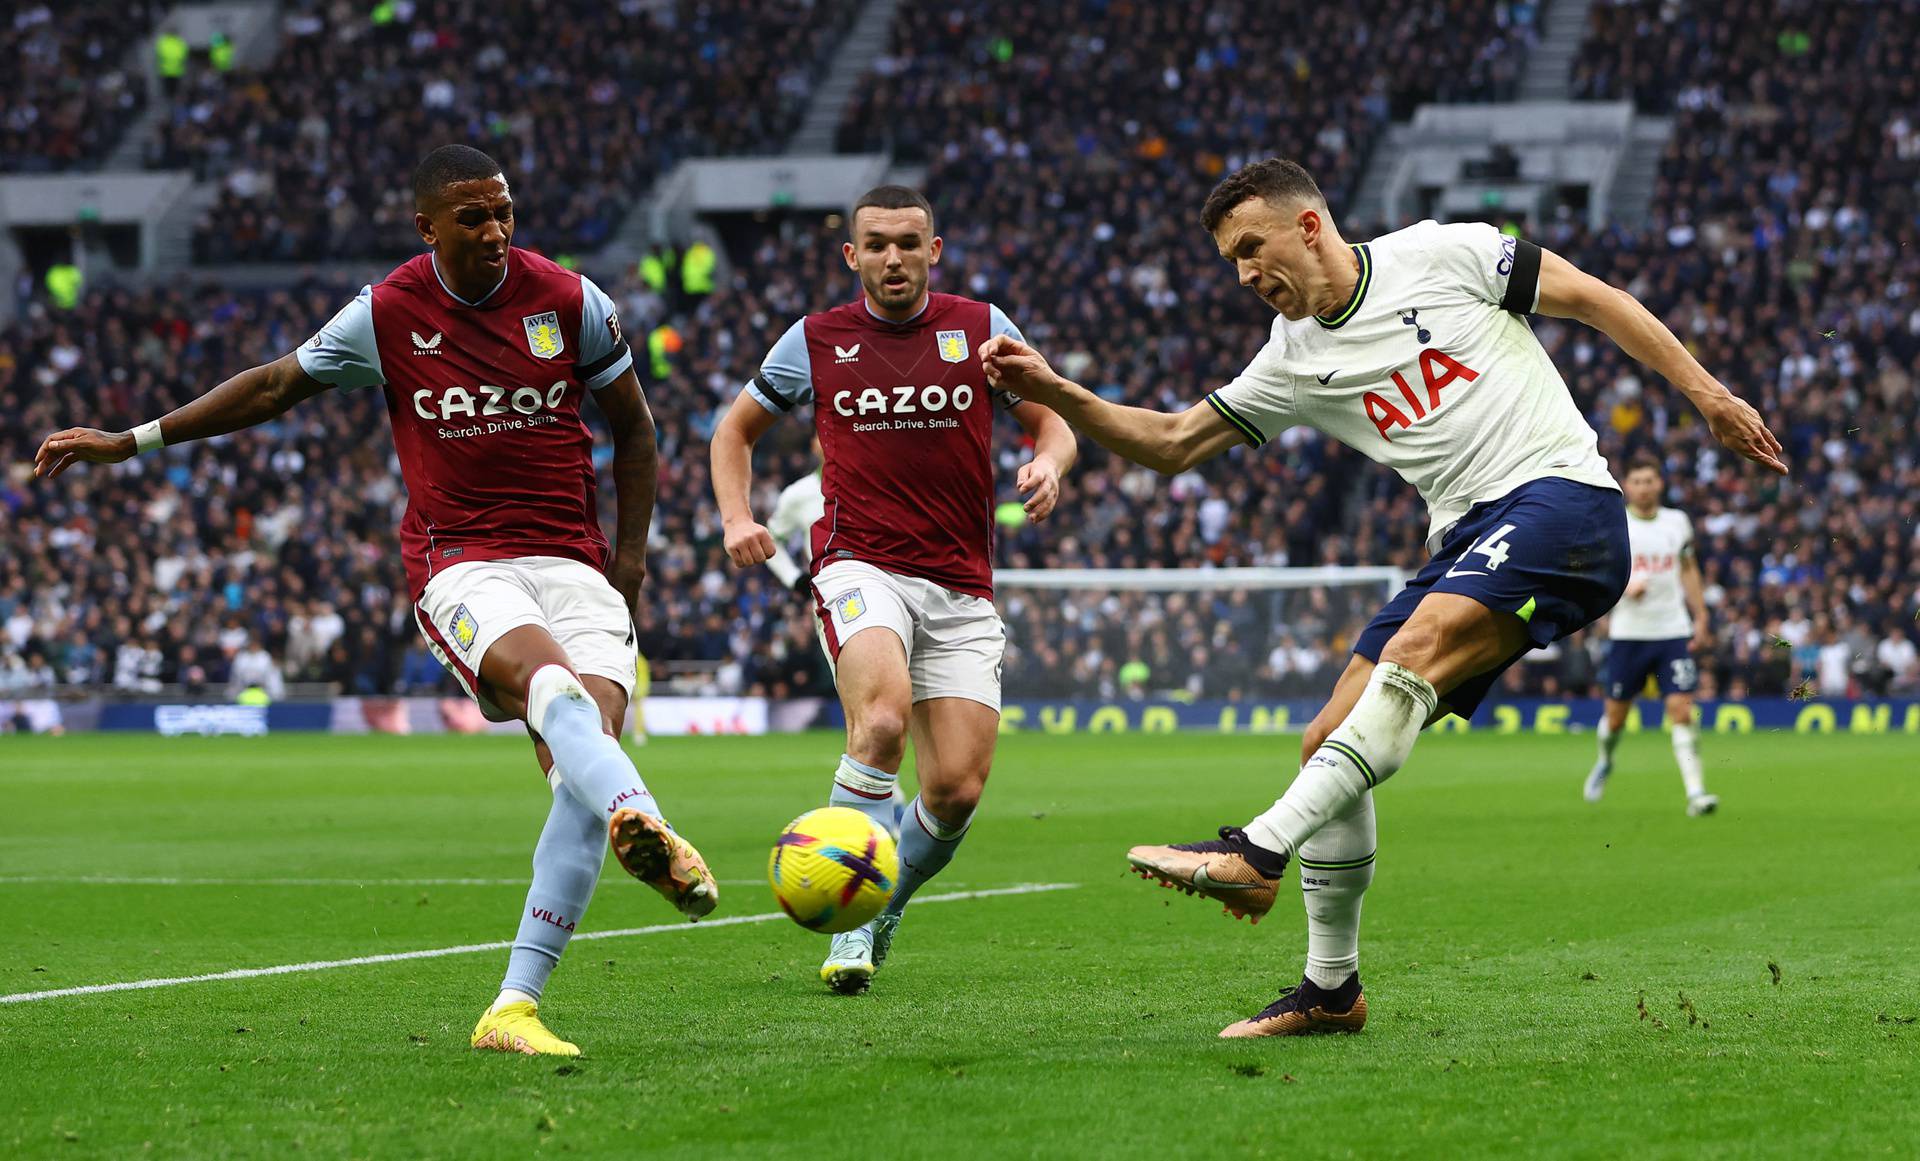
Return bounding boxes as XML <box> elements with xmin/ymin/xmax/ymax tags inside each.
<box><xmin>990</xmin><ymin>566</ymin><xmax>1408</xmax><ymax>706</ymax></box>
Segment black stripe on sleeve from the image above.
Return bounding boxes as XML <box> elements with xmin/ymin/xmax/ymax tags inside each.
<box><xmin>1205</xmin><ymin>392</ymin><xmax>1267</xmax><ymax>447</ymax></box>
<box><xmin>1501</xmin><ymin>239</ymin><xmax>1542</xmax><ymax>315</ymax></box>
<box><xmin>752</xmin><ymin>372</ymin><xmax>799</xmax><ymax>413</ymax></box>
<box><xmin>576</xmin><ymin>341</ymin><xmax>631</xmax><ymax>384</ymax></box>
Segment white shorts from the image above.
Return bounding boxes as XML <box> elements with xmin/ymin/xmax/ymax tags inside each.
<box><xmin>414</xmin><ymin>555</ymin><xmax>638</xmax><ymax>722</ymax></box>
<box><xmin>811</xmin><ymin>559</ymin><xmax>1005</xmax><ymax>711</ymax></box>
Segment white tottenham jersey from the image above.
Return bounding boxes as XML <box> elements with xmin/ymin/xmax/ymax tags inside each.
<box><xmin>764</xmin><ymin>470</ymin><xmax>825</xmax><ymax>589</ymax></box>
<box><xmin>1206</xmin><ymin>220</ymin><xmax>1618</xmax><ymax>549</ymax></box>
<box><xmin>1610</xmin><ymin>506</ymin><xmax>1694</xmax><ymax>640</ymax></box>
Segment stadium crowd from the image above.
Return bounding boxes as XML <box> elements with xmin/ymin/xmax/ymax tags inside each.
<box><xmin>0</xmin><ymin>3</ymin><xmax>158</xmax><ymax>173</ymax></box>
<box><xmin>4</xmin><ymin>0</ymin><xmax>1918</xmax><ymax>713</ymax></box>
<box><xmin>146</xmin><ymin>0</ymin><xmax>858</xmax><ymax>262</ymax></box>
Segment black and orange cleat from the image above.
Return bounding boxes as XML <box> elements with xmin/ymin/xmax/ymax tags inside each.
<box><xmin>1219</xmin><ymin>974</ymin><xmax>1367</xmax><ymax>1039</ymax></box>
<box><xmin>1125</xmin><ymin>826</ymin><xmax>1283</xmax><ymax>923</ymax></box>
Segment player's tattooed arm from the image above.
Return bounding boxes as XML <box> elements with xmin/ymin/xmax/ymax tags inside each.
<box><xmin>1008</xmin><ymin>401</ymin><xmax>1077</xmax><ymax>521</ymax></box>
<box><xmin>1533</xmin><ymin>247</ymin><xmax>1788</xmax><ymax>475</ymax></box>
<box><xmin>591</xmin><ymin>367</ymin><xmax>658</xmax><ymax>614</ymax></box>
<box><xmin>710</xmin><ymin>392</ymin><xmax>781</xmax><ymax>567</ymax></box>
<box><xmin>981</xmin><ymin>335</ymin><xmax>1242</xmax><ymax>475</ymax></box>
<box><xmin>34</xmin><ymin>351</ymin><xmax>328</xmax><ymax>479</ymax></box>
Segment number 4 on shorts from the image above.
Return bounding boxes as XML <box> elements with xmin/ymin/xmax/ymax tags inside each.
<box><xmin>1462</xmin><ymin>523</ymin><xmax>1518</xmax><ymax>571</ymax></box>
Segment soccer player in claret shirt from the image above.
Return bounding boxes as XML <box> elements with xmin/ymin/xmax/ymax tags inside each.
<box><xmin>1586</xmin><ymin>456</ymin><xmax>1718</xmax><ymax>815</ymax></box>
<box><xmin>983</xmin><ymin>158</ymin><xmax>1785</xmax><ymax>1038</ymax></box>
<box><xmin>710</xmin><ymin>186</ymin><xmax>1077</xmax><ymax>994</ymax></box>
<box><xmin>34</xmin><ymin>145</ymin><xmax>715</xmax><ymax>1057</ymax></box>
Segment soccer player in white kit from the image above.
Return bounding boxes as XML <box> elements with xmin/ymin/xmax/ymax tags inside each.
<box><xmin>763</xmin><ymin>437</ymin><xmax>826</xmax><ymax>597</ymax></box>
<box><xmin>982</xmin><ymin>158</ymin><xmax>1785</xmax><ymax>1038</ymax></box>
<box><xmin>1586</xmin><ymin>457</ymin><xmax>1717</xmax><ymax>815</ymax></box>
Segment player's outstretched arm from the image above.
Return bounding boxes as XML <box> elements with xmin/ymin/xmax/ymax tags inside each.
<box><xmin>590</xmin><ymin>368</ymin><xmax>659</xmax><ymax>614</ymax></box>
<box><xmin>709</xmin><ymin>392</ymin><xmax>781</xmax><ymax>567</ymax></box>
<box><xmin>34</xmin><ymin>352</ymin><xmax>328</xmax><ymax>480</ymax></box>
<box><xmin>1534</xmin><ymin>248</ymin><xmax>1787</xmax><ymax>475</ymax></box>
<box><xmin>981</xmin><ymin>335</ymin><xmax>1242</xmax><ymax>476</ymax></box>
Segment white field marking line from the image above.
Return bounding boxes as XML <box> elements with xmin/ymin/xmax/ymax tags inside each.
<box><xmin>0</xmin><ymin>882</ymin><xmax>1078</xmax><ymax>1005</ymax></box>
<box><xmin>0</xmin><ymin>875</ymin><xmax>783</xmax><ymax>888</ymax></box>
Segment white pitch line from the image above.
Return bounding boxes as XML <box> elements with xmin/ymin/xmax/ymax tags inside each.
<box><xmin>0</xmin><ymin>882</ymin><xmax>1078</xmax><ymax>1005</ymax></box>
<box><xmin>0</xmin><ymin>875</ymin><xmax>776</xmax><ymax>888</ymax></box>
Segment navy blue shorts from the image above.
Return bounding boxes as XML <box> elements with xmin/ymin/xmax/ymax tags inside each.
<box><xmin>1354</xmin><ymin>478</ymin><xmax>1628</xmax><ymax>718</ymax></box>
<box><xmin>1604</xmin><ymin>638</ymin><xmax>1698</xmax><ymax>701</ymax></box>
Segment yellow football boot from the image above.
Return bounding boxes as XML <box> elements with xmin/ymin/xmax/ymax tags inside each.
<box><xmin>470</xmin><ymin>1000</ymin><xmax>581</xmax><ymax>1057</ymax></box>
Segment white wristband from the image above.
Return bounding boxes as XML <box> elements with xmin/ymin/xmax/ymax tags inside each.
<box><xmin>132</xmin><ymin>420</ymin><xmax>165</xmax><ymax>455</ymax></box>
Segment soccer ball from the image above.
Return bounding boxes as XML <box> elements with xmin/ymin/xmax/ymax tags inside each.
<box><xmin>767</xmin><ymin>807</ymin><xmax>898</xmax><ymax>933</ymax></box>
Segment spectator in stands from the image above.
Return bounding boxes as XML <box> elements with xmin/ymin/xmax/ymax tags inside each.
<box><xmin>229</xmin><ymin>633</ymin><xmax>284</xmax><ymax>701</ymax></box>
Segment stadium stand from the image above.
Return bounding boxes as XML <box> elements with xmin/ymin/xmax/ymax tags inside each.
<box><xmin>146</xmin><ymin>0</ymin><xmax>859</xmax><ymax>261</ymax></box>
<box><xmin>4</xmin><ymin>0</ymin><xmax>1917</xmax><ymax>709</ymax></box>
<box><xmin>0</xmin><ymin>3</ymin><xmax>160</xmax><ymax>173</ymax></box>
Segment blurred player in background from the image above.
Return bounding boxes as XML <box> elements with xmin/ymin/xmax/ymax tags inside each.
<box><xmin>1586</xmin><ymin>457</ymin><xmax>1717</xmax><ymax>815</ymax></box>
<box><xmin>34</xmin><ymin>145</ymin><xmax>715</xmax><ymax>1057</ymax></box>
<box><xmin>711</xmin><ymin>186</ymin><xmax>1076</xmax><ymax>994</ymax></box>
<box><xmin>983</xmin><ymin>157</ymin><xmax>1783</xmax><ymax>1038</ymax></box>
<box><xmin>764</xmin><ymin>437</ymin><xmax>826</xmax><ymax>597</ymax></box>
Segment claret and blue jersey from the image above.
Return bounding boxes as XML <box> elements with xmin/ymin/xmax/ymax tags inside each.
<box><xmin>745</xmin><ymin>292</ymin><xmax>1028</xmax><ymax>599</ymax></box>
<box><xmin>295</xmin><ymin>246</ymin><xmax>633</xmax><ymax>596</ymax></box>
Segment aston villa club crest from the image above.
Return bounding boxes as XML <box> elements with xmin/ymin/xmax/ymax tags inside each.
<box><xmin>836</xmin><ymin>590</ymin><xmax>867</xmax><ymax>623</ymax></box>
<box><xmin>522</xmin><ymin>311</ymin><xmax>564</xmax><ymax>360</ymax></box>
<box><xmin>448</xmin><ymin>604</ymin><xmax>479</xmax><ymax>653</ymax></box>
<box><xmin>936</xmin><ymin>329</ymin><xmax>969</xmax><ymax>363</ymax></box>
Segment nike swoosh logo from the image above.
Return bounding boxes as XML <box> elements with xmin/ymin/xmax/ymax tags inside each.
<box><xmin>1191</xmin><ymin>864</ymin><xmax>1259</xmax><ymax>891</ymax></box>
<box><xmin>1316</xmin><ymin>370</ymin><xmax>1339</xmax><ymax>384</ymax></box>
<box><xmin>1443</xmin><ymin>567</ymin><xmax>1487</xmax><ymax>578</ymax></box>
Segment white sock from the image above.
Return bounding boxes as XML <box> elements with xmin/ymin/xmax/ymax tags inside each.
<box><xmin>490</xmin><ymin>987</ymin><xmax>538</xmax><ymax>1012</ymax></box>
<box><xmin>829</xmin><ymin>753</ymin><xmax>901</xmax><ymax>839</ymax></box>
<box><xmin>1298</xmin><ymin>792</ymin><xmax>1376</xmax><ymax>988</ymax></box>
<box><xmin>1671</xmin><ymin>723</ymin><xmax>1706</xmax><ymax>798</ymax></box>
<box><xmin>1245</xmin><ymin>663</ymin><xmax>1436</xmax><ymax>857</ymax></box>
<box><xmin>1597</xmin><ymin>717</ymin><xmax>1620</xmax><ymax>764</ymax></box>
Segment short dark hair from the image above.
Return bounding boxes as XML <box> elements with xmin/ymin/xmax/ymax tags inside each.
<box><xmin>412</xmin><ymin>145</ymin><xmax>504</xmax><ymax>208</ymax></box>
<box><xmin>851</xmin><ymin>185</ymin><xmax>935</xmax><ymax>235</ymax></box>
<box><xmin>1200</xmin><ymin>158</ymin><xmax>1328</xmax><ymax>234</ymax></box>
<box><xmin>1626</xmin><ymin>455</ymin><xmax>1663</xmax><ymax>477</ymax></box>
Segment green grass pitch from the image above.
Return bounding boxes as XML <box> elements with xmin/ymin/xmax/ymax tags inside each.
<box><xmin>1</xmin><ymin>730</ymin><xmax>1915</xmax><ymax>1159</ymax></box>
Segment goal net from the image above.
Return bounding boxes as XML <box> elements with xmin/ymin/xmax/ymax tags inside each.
<box><xmin>991</xmin><ymin>566</ymin><xmax>1407</xmax><ymax>707</ymax></box>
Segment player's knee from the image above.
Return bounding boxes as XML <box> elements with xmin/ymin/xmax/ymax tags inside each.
<box><xmin>1665</xmin><ymin>695</ymin><xmax>1694</xmax><ymax>726</ymax></box>
<box><xmin>847</xmin><ymin>704</ymin><xmax>908</xmax><ymax>763</ymax></box>
<box><xmin>1377</xmin><ymin>621</ymin><xmax>1442</xmax><ymax>674</ymax></box>
<box><xmin>921</xmin><ymin>771</ymin><xmax>985</xmax><ymax>821</ymax></box>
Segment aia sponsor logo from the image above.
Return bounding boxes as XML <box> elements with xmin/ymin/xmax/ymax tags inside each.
<box><xmin>1633</xmin><ymin>553</ymin><xmax>1676</xmax><ymax>574</ymax></box>
<box><xmin>1363</xmin><ymin>348</ymin><xmax>1481</xmax><ymax>442</ymax></box>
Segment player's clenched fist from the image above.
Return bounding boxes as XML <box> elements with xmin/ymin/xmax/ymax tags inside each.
<box><xmin>980</xmin><ymin>334</ymin><xmax>1061</xmax><ymax>403</ymax></box>
<box><xmin>1017</xmin><ymin>457</ymin><xmax>1060</xmax><ymax>522</ymax></box>
<box><xmin>723</xmin><ymin>519</ymin><xmax>778</xmax><ymax>568</ymax></box>
<box><xmin>34</xmin><ymin>427</ymin><xmax>134</xmax><ymax>479</ymax></box>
